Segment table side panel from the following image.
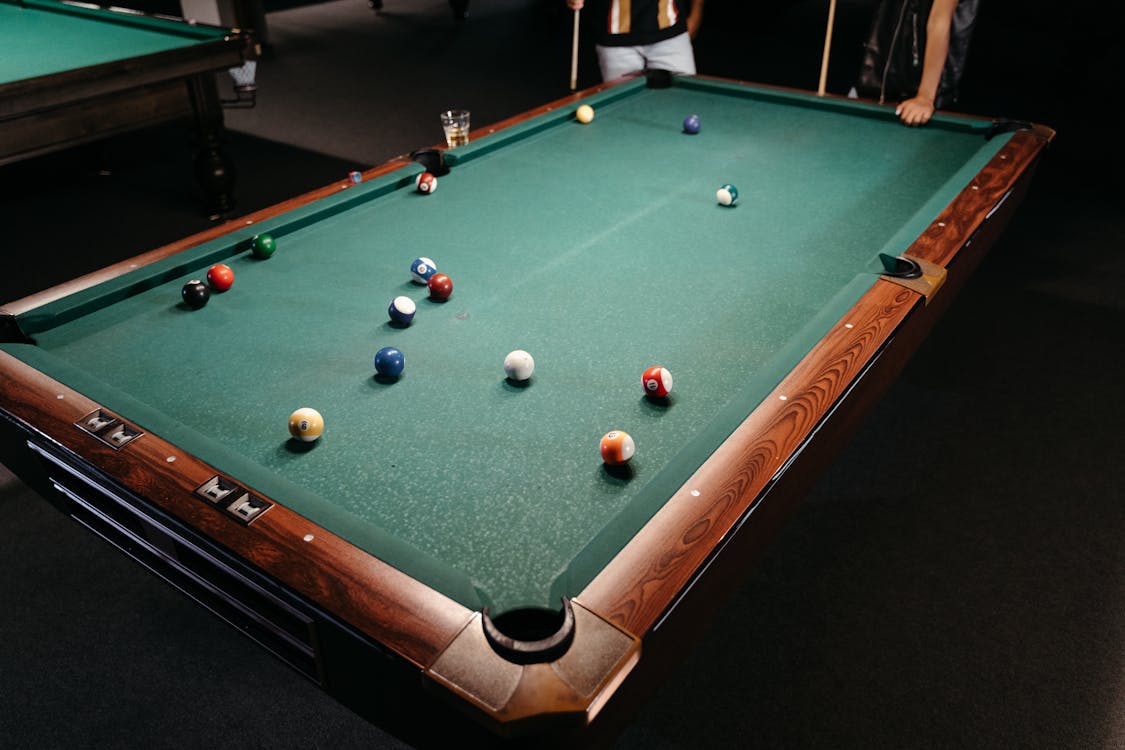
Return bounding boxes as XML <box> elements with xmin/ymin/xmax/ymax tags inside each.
<box><xmin>0</xmin><ymin>81</ymin><xmax>193</xmax><ymax>164</ymax></box>
<box><xmin>0</xmin><ymin>39</ymin><xmax>246</xmax><ymax>120</ymax></box>
<box><xmin>0</xmin><ymin>350</ymin><xmax>474</xmax><ymax>669</ymax></box>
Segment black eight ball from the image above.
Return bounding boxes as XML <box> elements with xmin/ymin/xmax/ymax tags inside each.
<box><xmin>181</xmin><ymin>280</ymin><xmax>210</xmax><ymax>309</ymax></box>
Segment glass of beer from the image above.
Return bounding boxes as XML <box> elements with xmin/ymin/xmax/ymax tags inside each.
<box><xmin>440</xmin><ymin>109</ymin><xmax>470</xmax><ymax>147</ymax></box>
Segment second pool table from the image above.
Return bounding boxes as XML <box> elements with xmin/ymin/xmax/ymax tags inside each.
<box><xmin>0</xmin><ymin>73</ymin><xmax>1053</xmax><ymax>744</ymax></box>
<box><xmin>0</xmin><ymin>0</ymin><xmax>251</xmax><ymax>215</ymax></box>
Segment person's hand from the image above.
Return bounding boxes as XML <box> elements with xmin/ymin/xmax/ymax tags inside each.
<box><xmin>895</xmin><ymin>96</ymin><xmax>935</xmax><ymax>126</ymax></box>
<box><xmin>567</xmin><ymin>0</ymin><xmax>583</xmax><ymax>9</ymax></box>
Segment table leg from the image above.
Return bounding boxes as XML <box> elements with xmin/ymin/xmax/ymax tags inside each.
<box><xmin>185</xmin><ymin>72</ymin><xmax>236</xmax><ymax>218</ymax></box>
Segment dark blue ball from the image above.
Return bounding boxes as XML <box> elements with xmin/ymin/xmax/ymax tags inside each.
<box><xmin>374</xmin><ymin>346</ymin><xmax>405</xmax><ymax>378</ymax></box>
<box><xmin>683</xmin><ymin>114</ymin><xmax>701</xmax><ymax>134</ymax></box>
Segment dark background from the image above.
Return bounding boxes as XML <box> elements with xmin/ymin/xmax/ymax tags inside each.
<box><xmin>2</xmin><ymin>1</ymin><xmax>1123</xmax><ymax>748</ymax></box>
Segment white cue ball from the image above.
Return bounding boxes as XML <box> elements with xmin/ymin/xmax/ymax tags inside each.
<box><xmin>503</xmin><ymin>350</ymin><xmax>535</xmax><ymax>381</ymax></box>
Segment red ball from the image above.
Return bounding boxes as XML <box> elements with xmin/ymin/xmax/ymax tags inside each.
<box><xmin>206</xmin><ymin>263</ymin><xmax>235</xmax><ymax>292</ymax></box>
<box><xmin>642</xmin><ymin>365</ymin><xmax>673</xmax><ymax>398</ymax></box>
<box><xmin>415</xmin><ymin>171</ymin><xmax>438</xmax><ymax>194</ymax></box>
<box><xmin>428</xmin><ymin>273</ymin><xmax>453</xmax><ymax>300</ymax></box>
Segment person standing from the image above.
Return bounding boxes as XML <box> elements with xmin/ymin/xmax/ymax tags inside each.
<box><xmin>852</xmin><ymin>0</ymin><xmax>980</xmax><ymax>125</ymax></box>
<box><xmin>565</xmin><ymin>0</ymin><xmax>704</xmax><ymax>82</ymax></box>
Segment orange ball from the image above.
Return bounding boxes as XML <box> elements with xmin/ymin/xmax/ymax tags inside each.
<box><xmin>600</xmin><ymin>430</ymin><xmax>635</xmax><ymax>465</ymax></box>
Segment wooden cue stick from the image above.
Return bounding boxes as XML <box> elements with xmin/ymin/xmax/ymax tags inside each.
<box><xmin>570</xmin><ymin>9</ymin><xmax>580</xmax><ymax>91</ymax></box>
<box><xmin>817</xmin><ymin>0</ymin><xmax>837</xmax><ymax>95</ymax></box>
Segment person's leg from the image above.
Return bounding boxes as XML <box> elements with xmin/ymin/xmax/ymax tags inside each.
<box><xmin>640</xmin><ymin>32</ymin><xmax>696</xmax><ymax>74</ymax></box>
<box><xmin>596</xmin><ymin>44</ymin><xmax>647</xmax><ymax>81</ymax></box>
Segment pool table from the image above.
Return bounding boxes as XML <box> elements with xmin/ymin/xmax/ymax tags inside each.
<box><xmin>0</xmin><ymin>74</ymin><xmax>1052</xmax><ymax>745</ymax></box>
<box><xmin>0</xmin><ymin>0</ymin><xmax>251</xmax><ymax>216</ymax></box>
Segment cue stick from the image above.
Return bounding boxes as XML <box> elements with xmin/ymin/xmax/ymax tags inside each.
<box><xmin>570</xmin><ymin>9</ymin><xmax>580</xmax><ymax>90</ymax></box>
<box><xmin>817</xmin><ymin>0</ymin><xmax>838</xmax><ymax>95</ymax></box>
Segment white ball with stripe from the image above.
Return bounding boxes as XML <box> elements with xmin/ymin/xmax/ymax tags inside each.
<box><xmin>411</xmin><ymin>257</ymin><xmax>437</xmax><ymax>283</ymax></box>
<box><xmin>642</xmin><ymin>365</ymin><xmax>673</xmax><ymax>398</ymax></box>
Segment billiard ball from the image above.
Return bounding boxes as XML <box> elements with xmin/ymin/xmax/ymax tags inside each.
<box><xmin>683</xmin><ymin>114</ymin><xmax>701</xmax><ymax>134</ymax></box>
<box><xmin>388</xmin><ymin>295</ymin><xmax>416</xmax><ymax>325</ymax></box>
<box><xmin>181</xmin><ymin>280</ymin><xmax>210</xmax><ymax>309</ymax></box>
<box><xmin>288</xmin><ymin>407</ymin><xmax>324</xmax><ymax>442</ymax></box>
<box><xmin>250</xmin><ymin>233</ymin><xmax>276</xmax><ymax>258</ymax></box>
<box><xmin>600</xmin><ymin>430</ymin><xmax>635</xmax><ymax>465</ymax></box>
<box><xmin>415</xmin><ymin>171</ymin><xmax>438</xmax><ymax>194</ymax></box>
<box><xmin>642</xmin><ymin>365</ymin><xmax>673</xmax><ymax>398</ymax></box>
<box><xmin>206</xmin><ymin>263</ymin><xmax>234</xmax><ymax>292</ymax></box>
<box><xmin>716</xmin><ymin>184</ymin><xmax>739</xmax><ymax>206</ymax></box>
<box><xmin>575</xmin><ymin>104</ymin><xmax>594</xmax><ymax>124</ymax></box>
<box><xmin>374</xmin><ymin>346</ymin><xmax>405</xmax><ymax>378</ymax></box>
<box><xmin>427</xmin><ymin>273</ymin><xmax>453</xmax><ymax>300</ymax></box>
<box><xmin>503</xmin><ymin>350</ymin><xmax>534</xmax><ymax>381</ymax></box>
<box><xmin>411</xmin><ymin>257</ymin><xmax>438</xmax><ymax>284</ymax></box>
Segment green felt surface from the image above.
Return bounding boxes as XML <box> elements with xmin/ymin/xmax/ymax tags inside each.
<box><xmin>6</xmin><ymin>78</ymin><xmax>1010</xmax><ymax>614</ymax></box>
<box><xmin>0</xmin><ymin>0</ymin><xmax>227</xmax><ymax>85</ymax></box>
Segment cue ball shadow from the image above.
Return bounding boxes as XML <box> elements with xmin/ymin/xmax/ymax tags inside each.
<box><xmin>502</xmin><ymin>376</ymin><xmax>533</xmax><ymax>390</ymax></box>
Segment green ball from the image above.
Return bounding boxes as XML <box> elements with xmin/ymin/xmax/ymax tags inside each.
<box><xmin>251</xmin><ymin>233</ymin><xmax>276</xmax><ymax>258</ymax></box>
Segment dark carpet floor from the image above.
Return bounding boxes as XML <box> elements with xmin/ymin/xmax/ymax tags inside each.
<box><xmin>2</xmin><ymin>1</ymin><xmax>1124</xmax><ymax>748</ymax></box>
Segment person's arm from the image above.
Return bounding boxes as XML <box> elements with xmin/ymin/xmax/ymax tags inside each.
<box><xmin>687</xmin><ymin>0</ymin><xmax>704</xmax><ymax>38</ymax></box>
<box><xmin>896</xmin><ymin>0</ymin><xmax>957</xmax><ymax>125</ymax></box>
